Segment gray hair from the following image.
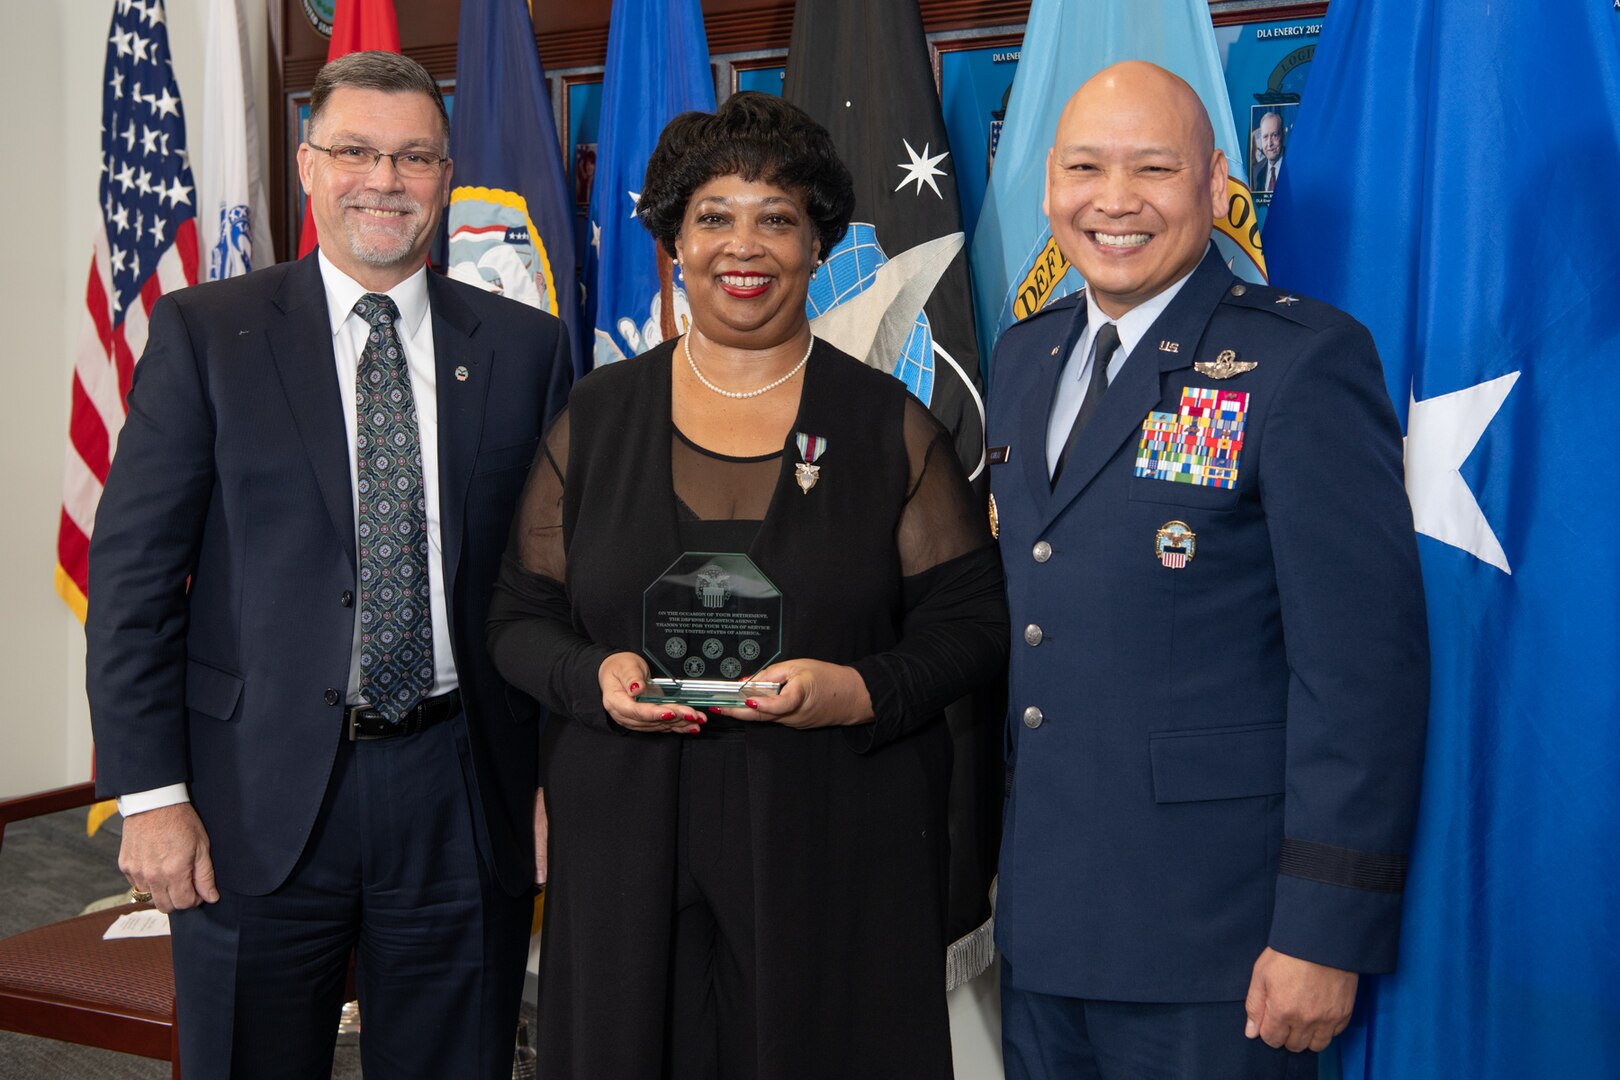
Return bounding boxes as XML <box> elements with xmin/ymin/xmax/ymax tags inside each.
<box><xmin>308</xmin><ymin>51</ymin><xmax>450</xmax><ymax>148</ymax></box>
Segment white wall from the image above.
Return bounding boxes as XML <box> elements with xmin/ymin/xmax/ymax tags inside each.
<box><xmin>0</xmin><ymin>0</ymin><xmax>270</xmax><ymax>798</ymax></box>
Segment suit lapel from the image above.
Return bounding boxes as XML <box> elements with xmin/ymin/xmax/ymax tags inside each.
<box><xmin>266</xmin><ymin>255</ymin><xmax>355</xmax><ymax>561</ymax></box>
<box><xmin>1018</xmin><ymin>296</ymin><xmax>1087</xmax><ymax>507</ymax></box>
<box><xmin>427</xmin><ymin>273</ymin><xmax>493</xmax><ymax>610</ymax></box>
<box><xmin>1043</xmin><ymin>250</ymin><xmax>1233</xmax><ymax>527</ymax></box>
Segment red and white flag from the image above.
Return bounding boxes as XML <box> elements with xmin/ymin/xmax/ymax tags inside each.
<box><xmin>58</xmin><ymin>0</ymin><xmax>199</xmax><ymax>620</ymax></box>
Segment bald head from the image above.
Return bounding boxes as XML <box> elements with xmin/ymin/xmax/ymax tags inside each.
<box><xmin>1043</xmin><ymin>60</ymin><xmax>1227</xmax><ymax>318</ymax></box>
<box><xmin>1057</xmin><ymin>61</ymin><xmax>1216</xmax><ymax>172</ymax></box>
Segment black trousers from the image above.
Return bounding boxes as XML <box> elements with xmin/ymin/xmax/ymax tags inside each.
<box><xmin>169</xmin><ymin>716</ymin><xmax>533</xmax><ymax>1080</ymax></box>
<box><xmin>666</xmin><ymin>723</ymin><xmax>757</xmax><ymax>1080</ymax></box>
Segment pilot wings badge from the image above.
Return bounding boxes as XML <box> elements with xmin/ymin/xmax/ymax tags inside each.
<box><xmin>1194</xmin><ymin>349</ymin><xmax>1258</xmax><ymax>380</ymax></box>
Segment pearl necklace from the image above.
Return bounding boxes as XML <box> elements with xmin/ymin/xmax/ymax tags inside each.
<box><xmin>684</xmin><ymin>331</ymin><xmax>813</xmax><ymax>399</ymax></box>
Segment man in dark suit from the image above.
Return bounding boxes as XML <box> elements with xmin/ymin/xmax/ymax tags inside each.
<box><xmin>1251</xmin><ymin>109</ymin><xmax>1285</xmax><ymax>196</ymax></box>
<box><xmin>987</xmin><ymin>62</ymin><xmax>1428</xmax><ymax>1078</ymax></box>
<box><xmin>86</xmin><ymin>52</ymin><xmax>569</xmax><ymax>1079</ymax></box>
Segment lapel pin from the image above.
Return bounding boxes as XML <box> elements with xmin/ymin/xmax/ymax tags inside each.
<box><xmin>1154</xmin><ymin>520</ymin><xmax>1196</xmax><ymax>569</ymax></box>
<box><xmin>1050</xmin><ymin>346</ymin><xmax>1060</xmax><ymax>356</ymax></box>
<box><xmin>454</xmin><ymin>365</ymin><xmax>470</xmax><ymax>382</ymax></box>
<box><xmin>1159</xmin><ymin>340</ymin><xmax>1180</xmax><ymax>353</ymax></box>
<box><xmin>794</xmin><ymin>432</ymin><xmax>827</xmax><ymax>494</ymax></box>
<box><xmin>988</xmin><ymin>493</ymin><xmax>1000</xmax><ymax>539</ymax></box>
<box><xmin>1275</xmin><ymin>294</ymin><xmax>1300</xmax><ymax>306</ymax></box>
<box><xmin>1194</xmin><ymin>349</ymin><xmax>1258</xmax><ymax>380</ymax></box>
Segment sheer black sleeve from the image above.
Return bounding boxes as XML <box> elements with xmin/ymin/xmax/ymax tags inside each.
<box><xmin>487</xmin><ymin>408</ymin><xmax>617</xmax><ymax>731</ymax></box>
<box><xmin>849</xmin><ymin>398</ymin><xmax>1010</xmax><ymax>751</ymax></box>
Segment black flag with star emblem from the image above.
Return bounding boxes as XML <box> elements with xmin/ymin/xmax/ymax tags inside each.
<box><xmin>784</xmin><ymin>0</ymin><xmax>1000</xmax><ymax>991</ymax></box>
<box><xmin>783</xmin><ymin>0</ymin><xmax>986</xmax><ymax>487</ymax></box>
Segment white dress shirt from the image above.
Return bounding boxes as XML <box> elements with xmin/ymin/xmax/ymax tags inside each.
<box><xmin>1044</xmin><ymin>257</ymin><xmax>1202</xmax><ymax>478</ymax></box>
<box><xmin>119</xmin><ymin>254</ymin><xmax>458</xmax><ymax>817</ymax></box>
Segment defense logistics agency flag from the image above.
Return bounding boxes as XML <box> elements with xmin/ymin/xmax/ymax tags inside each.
<box><xmin>584</xmin><ymin>0</ymin><xmax>714</xmax><ymax>372</ymax></box>
<box><xmin>1264</xmin><ymin>2</ymin><xmax>1620</xmax><ymax>1076</ymax></box>
<box><xmin>295</xmin><ymin>0</ymin><xmax>401</xmax><ymax>258</ymax></box>
<box><xmin>969</xmin><ymin>0</ymin><xmax>1265</xmax><ymax>363</ymax></box>
<box><xmin>448</xmin><ymin>0</ymin><xmax>581</xmax><ymax>362</ymax></box>
<box><xmin>62</xmin><ymin>0</ymin><xmax>200</xmax><ymax>834</ymax></box>
<box><xmin>783</xmin><ymin>0</ymin><xmax>987</xmax><ymax>484</ymax></box>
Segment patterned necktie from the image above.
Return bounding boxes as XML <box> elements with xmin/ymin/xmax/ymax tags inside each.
<box><xmin>353</xmin><ymin>293</ymin><xmax>434</xmax><ymax>722</ymax></box>
<box><xmin>1053</xmin><ymin>321</ymin><xmax>1122</xmax><ymax>485</ymax></box>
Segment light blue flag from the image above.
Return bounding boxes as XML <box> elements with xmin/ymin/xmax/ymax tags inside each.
<box><xmin>583</xmin><ymin>0</ymin><xmax>714</xmax><ymax>372</ymax></box>
<box><xmin>968</xmin><ymin>0</ymin><xmax>1265</xmax><ymax>365</ymax></box>
<box><xmin>1264</xmin><ymin>2</ymin><xmax>1620</xmax><ymax>1077</ymax></box>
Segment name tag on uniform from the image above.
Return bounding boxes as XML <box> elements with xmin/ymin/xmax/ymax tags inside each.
<box><xmin>1133</xmin><ymin>387</ymin><xmax>1250</xmax><ymax>490</ymax></box>
<box><xmin>987</xmin><ymin>445</ymin><xmax>1011</xmax><ymax>465</ymax></box>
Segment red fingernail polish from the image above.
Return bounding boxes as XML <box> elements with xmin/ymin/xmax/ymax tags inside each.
<box><xmin>629</xmin><ymin>681</ymin><xmax>641</xmax><ymax>692</ymax></box>
<box><xmin>706</xmin><ymin>706</ymin><xmax>722</xmax><ymax>713</ymax></box>
<box><xmin>660</xmin><ymin>711</ymin><xmax>675</xmax><ymax>721</ymax></box>
<box><xmin>687</xmin><ymin>724</ymin><xmax>701</xmax><ymax>734</ymax></box>
<box><xmin>745</xmin><ymin>699</ymin><xmax>758</xmax><ymax>709</ymax></box>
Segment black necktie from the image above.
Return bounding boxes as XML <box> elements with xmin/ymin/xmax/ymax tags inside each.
<box><xmin>1053</xmin><ymin>321</ymin><xmax>1121</xmax><ymax>485</ymax></box>
<box><xmin>353</xmin><ymin>293</ymin><xmax>434</xmax><ymax>722</ymax></box>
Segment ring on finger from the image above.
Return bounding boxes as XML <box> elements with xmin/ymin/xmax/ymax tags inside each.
<box><xmin>130</xmin><ymin>888</ymin><xmax>154</xmax><ymax>903</ymax></box>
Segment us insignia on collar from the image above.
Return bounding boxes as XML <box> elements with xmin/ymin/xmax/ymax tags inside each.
<box><xmin>1194</xmin><ymin>350</ymin><xmax>1258</xmax><ymax>379</ymax></box>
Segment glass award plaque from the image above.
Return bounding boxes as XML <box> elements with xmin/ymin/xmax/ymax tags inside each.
<box><xmin>638</xmin><ymin>552</ymin><xmax>782</xmax><ymax>706</ymax></box>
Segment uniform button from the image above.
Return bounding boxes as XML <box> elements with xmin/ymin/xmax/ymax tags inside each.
<box><xmin>1032</xmin><ymin>541</ymin><xmax>1052</xmax><ymax>563</ymax></box>
<box><xmin>1024</xmin><ymin>624</ymin><xmax>1044</xmax><ymax>646</ymax></box>
<box><xmin>340</xmin><ymin>591</ymin><xmax>354</xmax><ymax>608</ymax></box>
<box><xmin>1231</xmin><ymin>283</ymin><xmax>1247</xmax><ymax>297</ymax></box>
<box><xmin>324</xmin><ymin>688</ymin><xmax>341</xmax><ymax>706</ymax></box>
<box><xmin>1022</xmin><ymin>706</ymin><xmax>1044</xmax><ymax>729</ymax></box>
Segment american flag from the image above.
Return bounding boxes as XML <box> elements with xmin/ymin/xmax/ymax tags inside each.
<box><xmin>57</xmin><ymin>0</ymin><xmax>199</xmax><ymax>619</ymax></box>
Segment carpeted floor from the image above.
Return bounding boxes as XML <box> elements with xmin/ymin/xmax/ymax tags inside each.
<box><xmin>0</xmin><ymin>804</ymin><xmax>534</xmax><ymax>1079</ymax></box>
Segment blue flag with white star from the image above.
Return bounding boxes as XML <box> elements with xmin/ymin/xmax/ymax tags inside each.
<box><xmin>782</xmin><ymin>0</ymin><xmax>986</xmax><ymax>486</ymax></box>
<box><xmin>582</xmin><ymin>0</ymin><xmax>714</xmax><ymax>373</ymax></box>
<box><xmin>1263</xmin><ymin>2</ymin><xmax>1620</xmax><ymax>1075</ymax></box>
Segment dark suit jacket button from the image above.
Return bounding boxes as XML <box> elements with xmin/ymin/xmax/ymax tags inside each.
<box><xmin>340</xmin><ymin>591</ymin><xmax>353</xmax><ymax>607</ymax></box>
<box><xmin>324</xmin><ymin>688</ymin><xmax>341</xmax><ymax>706</ymax></box>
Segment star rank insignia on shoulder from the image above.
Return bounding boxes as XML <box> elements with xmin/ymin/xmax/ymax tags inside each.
<box><xmin>1193</xmin><ymin>349</ymin><xmax>1258</xmax><ymax>380</ymax></box>
<box><xmin>1275</xmin><ymin>294</ymin><xmax>1300</xmax><ymax>306</ymax></box>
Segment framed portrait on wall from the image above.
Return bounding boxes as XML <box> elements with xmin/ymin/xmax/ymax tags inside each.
<box><xmin>724</xmin><ymin>53</ymin><xmax>788</xmax><ymax>97</ymax></box>
<box><xmin>1212</xmin><ymin>5</ymin><xmax>1327</xmax><ymax>226</ymax></box>
<box><xmin>561</xmin><ymin>74</ymin><xmax>603</xmax><ymax>210</ymax></box>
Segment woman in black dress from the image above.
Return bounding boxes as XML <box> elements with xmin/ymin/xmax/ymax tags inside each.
<box><xmin>488</xmin><ymin>92</ymin><xmax>1008</xmax><ymax>1080</ymax></box>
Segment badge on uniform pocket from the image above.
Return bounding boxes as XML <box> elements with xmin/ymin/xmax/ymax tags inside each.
<box><xmin>1133</xmin><ymin>387</ymin><xmax>1249</xmax><ymax>490</ymax></box>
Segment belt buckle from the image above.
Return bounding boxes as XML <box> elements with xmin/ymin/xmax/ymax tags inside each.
<box><xmin>345</xmin><ymin>707</ymin><xmax>364</xmax><ymax>742</ymax></box>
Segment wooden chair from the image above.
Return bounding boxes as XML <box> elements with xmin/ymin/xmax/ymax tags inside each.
<box><xmin>0</xmin><ymin>781</ymin><xmax>181</xmax><ymax>1077</ymax></box>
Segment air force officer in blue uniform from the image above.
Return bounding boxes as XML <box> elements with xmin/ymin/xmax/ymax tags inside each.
<box><xmin>988</xmin><ymin>62</ymin><xmax>1429</xmax><ymax>1077</ymax></box>
<box><xmin>86</xmin><ymin>53</ymin><xmax>569</xmax><ymax>1080</ymax></box>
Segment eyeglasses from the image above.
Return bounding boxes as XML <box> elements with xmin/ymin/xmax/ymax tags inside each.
<box><xmin>306</xmin><ymin>141</ymin><xmax>449</xmax><ymax>179</ymax></box>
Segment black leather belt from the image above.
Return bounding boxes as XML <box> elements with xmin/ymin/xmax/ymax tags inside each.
<box><xmin>344</xmin><ymin>690</ymin><xmax>461</xmax><ymax>741</ymax></box>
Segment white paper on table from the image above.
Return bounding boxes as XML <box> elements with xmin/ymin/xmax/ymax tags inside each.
<box><xmin>102</xmin><ymin>909</ymin><xmax>171</xmax><ymax>939</ymax></box>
